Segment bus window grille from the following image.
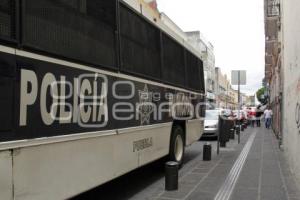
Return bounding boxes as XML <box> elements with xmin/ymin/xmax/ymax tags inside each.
<box><xmin>0</xmin><ymin>0</ymin><xmax>16</xmax><ymax>40</ymax></box>
<box><xmin>162</xmin><ymin>33</ymin><xmax>185</xmax><ymax>87</ymax></box>
<box><xmin>119</xmin><ymin>4</ymin><xmax>161</xmax><ymax>79</ymax></box>
<box><xmin>22</xmin><ymin>0</ymin><xmax>117</xmax><ymax>69</ymax></box>
<box><xmin>199</xmin><ymin>59</ymin><xmax>204</xmax><ymax>92</ymax></box>
<box><xmin>186</xmin><ymin>50</ymin><xmax>202</xmax><ymax>91</ymax></box>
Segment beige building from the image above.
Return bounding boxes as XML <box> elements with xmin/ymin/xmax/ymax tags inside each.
<box><xmin>215</xmin><ymin>67</ymin><xmax>231</xmax><ymax>109</ymax></box>
<box><xmin>123</xmin><ymin>0</ymin><xmax>160</xmax><ymax>21</ymax></box>
<box><xmin>240</xmin><ymin>93</ymin><xmax>248</xmax><ymax>107</ymax></box>
<box><xmin>245</xmin><ymin>95</ymin><xmax>256</xmax><ymax>107</ymax></box>
<box><xmin>233</xmin><ymin>89</ymin><xmax>239</xmax><ymax>109</ymax></box>
<box><xmin>227</xmin><ymin>88</ymin><xmax>239</xmax><ymax>109</ymax></box>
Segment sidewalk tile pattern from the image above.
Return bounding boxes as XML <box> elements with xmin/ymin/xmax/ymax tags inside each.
<box><xmin>131</xmin><ymin>128</ymin><xmax>300</xmax><ymax>200</ymax></box>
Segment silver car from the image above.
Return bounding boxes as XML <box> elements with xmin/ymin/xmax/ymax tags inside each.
<box><xmin>203</xmin><ymin>110</ymin><xmax>220</xmax><ymax>138</ymax></box>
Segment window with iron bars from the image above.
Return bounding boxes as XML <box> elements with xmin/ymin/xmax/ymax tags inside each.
<box><xmin>267</xmin><ymin>0</ymin><xmax>280</xmax><ymax>17</ymax></box>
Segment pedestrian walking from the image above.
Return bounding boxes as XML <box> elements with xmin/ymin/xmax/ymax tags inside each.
<box><xmin>256</xmin><ymin>106</ymin><xmax>264</xmax><ymax>127</ymax></box>
<box><xmin>264</xmin><ymin>107</ymin><xmax>273</xmax><ymax>129</ymax></box>
<box><xmin>251</xmin><ymin>115</ymin><xmax>256</xmax><ymax>127</ymax></box>
<box><xmin>248</xmin><ymin>107</ymin><xmax>256</xmax><ymax>127</ymax></box>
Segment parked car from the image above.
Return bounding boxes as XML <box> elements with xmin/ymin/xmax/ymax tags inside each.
<box><xmin>202</xmin><ymin>109</ymin><xmax>220</xmax><ymax>138</ymax></box>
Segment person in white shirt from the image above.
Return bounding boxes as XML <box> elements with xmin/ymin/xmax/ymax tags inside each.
<box><xmin>264</xmin><ymin>107</ymin><xmax>273</xmax><ymax>129</ymax></box>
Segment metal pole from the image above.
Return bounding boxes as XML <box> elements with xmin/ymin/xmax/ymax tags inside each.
<box><xmin>226</xmin><ymin>84</ymin><xmax>228</xmax><ymax>109</ymax></box>
<box><xmin>238</xmin><ymin>71</ymin><xmax>241</xmax><ymax>144</ymax></box>
<box><xmin>217</xmin><ymin>116</ymin><xmax>220</xmax><ymax>155</ymax></box>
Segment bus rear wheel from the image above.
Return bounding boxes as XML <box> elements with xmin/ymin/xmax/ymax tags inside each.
<box><xmin>169</xmin><ymin>125</ymin><xmax>185</xmax><ymax>166</ymax></box>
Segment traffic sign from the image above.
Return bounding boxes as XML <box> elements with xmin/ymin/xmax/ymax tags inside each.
<box><xmin>231</xmin><ymin>70</ymin><xmax>247</xmax><ymax>85</ymax></box>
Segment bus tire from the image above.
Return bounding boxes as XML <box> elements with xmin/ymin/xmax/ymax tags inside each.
<box><xmin>169</xmin><ymin>125</ymin><xmax>185</xmax><ymax>166</ymax></box>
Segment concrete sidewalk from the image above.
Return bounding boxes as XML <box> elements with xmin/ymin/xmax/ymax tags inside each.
<box><xmin>229</xmin><ymin>128</ymin><xmax>300</xmax><ymax>200</ymax></box>
<box><xmin>131</xmin><ymin>127</ymin><xmax>300</xmax><ymax>200</ymax></box>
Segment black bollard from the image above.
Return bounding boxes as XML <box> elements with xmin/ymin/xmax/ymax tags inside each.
<box><xmin>220</xmin><ymin>141</ymin><xmax>226</xmax><ymax>147</ymax></box>
<box><xmin>230</xmin><ymin>128</ymin><xmax>235</xmax><ymax>139</ymax></box>
<box><xmin>236</xmin><ymin>125</ymin><xmax>241</xmax><ymax>144</ymax></box>
<box><xmin>203</xmin><ymin>143</ymin><xmax>212</xmax><ymax>161</ymax></box>
<box><xmin>165</xmin><ymin>162</ymin><xmax>179</xmax><ymax>191</ymax></box>
<box><xmin>235</xmin><ymin>125</ymin><xmax>240</xmax><ymax>134</ymax></box>
<box><xmin>226</xmin><ymin>130</ymin><xmax>230</xmax><ymax>142</ymax></box>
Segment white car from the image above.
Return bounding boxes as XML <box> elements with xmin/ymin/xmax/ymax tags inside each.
<box><xmin>203</xmin><ymin>109</ymin><xmax>220</xmax><ymax>138</ymax></box>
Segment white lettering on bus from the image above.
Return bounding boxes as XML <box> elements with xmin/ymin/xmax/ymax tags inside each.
<box><xmin>41</xmin><ymin>72</ymin><xmax>58</xmax><ymax>125</ymax></box>
<box><xmin>19</xmin><ymin>69</ymin><xmax>108</xmax><ymax>127</ymax></box>
<box><xmin>19</xmin><ymin>69</ymin><xmax>38</xmax><ymax>126</ymax></box>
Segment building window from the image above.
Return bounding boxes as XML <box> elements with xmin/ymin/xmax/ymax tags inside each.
<box><xmin>267</xmin><ymin>0</ymin><xmax>280</xmax><ymax>17</ymax></box>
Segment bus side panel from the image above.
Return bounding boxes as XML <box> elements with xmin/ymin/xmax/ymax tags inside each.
<box><xmin>0</xmin><ymin>150</ymin><xmax>13</xmax><ymax>200</ymax></box>
<box><xmin>13</xmin><ymin>134</ymin><xmax>121</xmax><ymax>200</ymax></box>
<box><xmin>136</xmin><ymin>124</ymin><xmax>172</xmax><ymax>167</ymax></box>
<box><xmin>186</xmin><ymin>95</ymin><xmax>205</xmax><ymax>145</ymax></box>
<box><xmin>0</xmin><ymin>51</ymin><xmax>16</xmax><ymax>199</ymax></box>
<box><xmin>186</xmin><ymin>119</ymin><xmax>204</xmax><ymax>146</ymax></box>
<box><xmin>12</xmin><ymin>125</ymin><xmax>173</xmax><ymax>200</ymax></box>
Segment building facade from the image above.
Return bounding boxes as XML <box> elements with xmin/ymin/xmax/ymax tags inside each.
<box><xmin>265</xmin><ymin>0</ymin><xmax>300</xmax><ymax>187</ymax></box>
<box><xmin>123</xmin><ymin>0</ymin><xmax>160</xmax><ymax>23</ymax></box>
<box><xmin>227</xmin><ymin>87</ymin><xmax>238</xmax><ymax>109</ymax></box>
<box><xmin>215</xmin><ymin>67</ymin><xmax>231</xmax><ymax>108</ymax></box>
<box><xmin>245</xmin><ymin>95</ymin><xmax>256</xmax><ymax>107</ymax></box>
<box><xmin>186</xmin><ymin>31</ymin><xmax>216</xmax><ymax>103</ymax></box>
<box><xmin>280</xmin><ymin>0</ymin><xmax>300</xmax><ymax>188</ymax></box>
<box><xmin>264</xmin><ymin>0</ymin><xmax>282</xmax><ymax>137</ymax></box>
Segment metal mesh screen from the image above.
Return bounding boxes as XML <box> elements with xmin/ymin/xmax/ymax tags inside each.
<box><xmin>186</xmin><ymin>50</ymin><xmax>201</xmax><ymax>91</ymax></box>
<box><xmin>23</xmin><ymin>0</ymin><xmax>117</xmax><ymax>69</ymax></box>
<box><xmin>0</xmin><ymin>0</ymin><xmax>16</xmax><ymax>40</ymax></box>
<box><xmin>120</xmin><ymin>4</ymin><xmax>161</xmax><ymax>79</ymax></box>
<box><xmin>199</xmin><ymin>59</ymin><xmax>204</xmax><ymax>91</ymax></box>
<box><xmin>162</xmin><ymin>33</ymin><xmax>185</xmax><ymax>87</ymax></box>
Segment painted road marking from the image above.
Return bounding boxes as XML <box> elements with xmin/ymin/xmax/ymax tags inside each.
<box><xmin>214</xmin><ymin>131</ymin><xmax>257</xmax><ymax>200</ymax></box>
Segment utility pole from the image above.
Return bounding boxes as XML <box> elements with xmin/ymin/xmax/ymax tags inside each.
<box><xmin>231</xmin><ymin>70</ymin><xmax>246</xmax><ymax>144</ymax></box>
<box><xmin>238</xmin><ymin>71</ymin><xmax>241</xmax><ymax>144</ymax></box>
<box><xmin>226</xmin><ymin>83</ymin><xmax>228</xmax><ymax>109</ymax></box>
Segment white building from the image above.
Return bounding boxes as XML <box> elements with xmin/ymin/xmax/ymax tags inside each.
<box><xmin>279</xmin><ymin>0</ymin><xmax>300</xmax><ymax>188</ymax></box>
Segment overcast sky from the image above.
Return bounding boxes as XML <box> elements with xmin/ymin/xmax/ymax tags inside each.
<box><xmin>157</xmin><ymin>0</ymin><xmax>265</xmax><ymax>95</ymax></box>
